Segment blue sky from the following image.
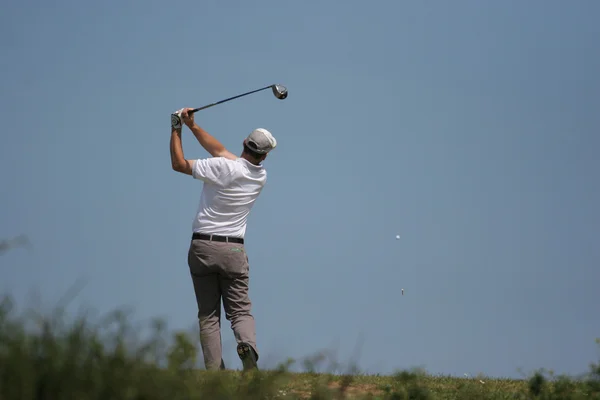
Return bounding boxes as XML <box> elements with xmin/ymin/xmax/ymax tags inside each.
<box><xmin>1</xmin><ymin>0</ymin><xmax>599</xmax><ymax>379</ymax></box>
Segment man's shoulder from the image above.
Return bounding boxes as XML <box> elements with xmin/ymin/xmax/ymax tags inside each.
<box><xmin>228</xmin><ymin>158</ymin><xmax>267</xmax><ymax>184</ymax></box>
<box><xmin>203</xmin><ymin>156</ymin><xmax>240</xmax><ymax>171</ymax></box>
<box><xmin>206</xmin><ymin>155</ymin><xmax>235</xmax><ymax>164</ymax></box>
<box><xmin>191</xmin><ymin>156</ymin><xmax>240</xmax><ymax>184</ymax></box>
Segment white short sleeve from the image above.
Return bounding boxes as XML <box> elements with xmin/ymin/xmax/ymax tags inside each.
<box><xmin>192</xmin><ymin>157</ymin><xmax>234</xmax><ymax>186</ymax></box>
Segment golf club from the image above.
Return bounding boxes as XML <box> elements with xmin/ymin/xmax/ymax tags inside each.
<box><xmin>189</xmin><ymin>84</ymin><xmax>288</xmax><ymax>114</ymax></box>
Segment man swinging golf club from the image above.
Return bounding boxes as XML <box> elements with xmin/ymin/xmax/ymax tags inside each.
<box><xmin>169</xmin><ymin>107</ymin><xmax>277</xmax><ymax>371</ymax></box>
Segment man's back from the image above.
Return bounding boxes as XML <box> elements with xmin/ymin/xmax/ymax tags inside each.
<box><xmin>191</xmin><ymin>156</ymin><xmax>267</xmax><ymax>238</ymax></box>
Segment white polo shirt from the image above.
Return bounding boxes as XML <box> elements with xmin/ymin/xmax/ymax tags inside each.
<box><xmin>190</xmin><ymin>156</ymin><xmax>267</xmax><ymax>238</ymax></box>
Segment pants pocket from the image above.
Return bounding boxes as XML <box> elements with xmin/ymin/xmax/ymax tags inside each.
<box><xmin>221</xmin><ymin>244</ymin><xmax>249</xmax><ymax>278</ymax></box>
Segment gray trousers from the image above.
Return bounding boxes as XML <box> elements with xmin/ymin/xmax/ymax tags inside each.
<box><xmin>187</xmin><ymin>238</ymin><xmax>258</xmax><ymax>370</ymax></box>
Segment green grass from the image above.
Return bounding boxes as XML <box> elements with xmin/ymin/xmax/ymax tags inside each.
<box><xmin>1</xmin><ymin>293</ymin><xmax>599</xmax><ymax>400</ymax></box>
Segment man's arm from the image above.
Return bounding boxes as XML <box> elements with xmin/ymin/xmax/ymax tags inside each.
<box><xmin>170</xmin><ymin>126</ymin><xmax>194</xmax><ymax>175</ymax></box>
<box><xmin>181</xmin><ymin>108</ymin><xmax>237</xmax><ymax>160</ymax></box>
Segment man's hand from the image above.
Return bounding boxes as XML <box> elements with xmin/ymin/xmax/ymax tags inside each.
<box><xmin>171</xmin><ymin>108</ymin><xmax>184</xmax><ymax>130</ymax></box>
<box><xmin>181</xmin><ymin>108</ymin><xmax>195</xmax><ymax>128</ymax></box>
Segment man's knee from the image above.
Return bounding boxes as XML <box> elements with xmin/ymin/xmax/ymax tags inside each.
<box><xmin>225</xmin><ymin>309</ymin><xmax>253</xmax><ymax>322</ymax></box>
<box><xmin>223</xmin><ymin>297</ymin><xmax>252</xmax><ymax>321</ymax></box>
<box><xmin>198</xmin><ymin>310</ymin><xmax>221</xmax><ymax>331</ymax></box>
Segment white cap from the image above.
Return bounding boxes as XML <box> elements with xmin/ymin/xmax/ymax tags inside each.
<box><xmin>244</xmin><ymin>128</ymin><xmax>277</xmax><ymax>154</ymax></box>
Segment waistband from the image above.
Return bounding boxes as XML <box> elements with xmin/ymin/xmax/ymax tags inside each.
<box><xmin>192</xmin><ymin>232</ymin><xmax>244</xmax><ymax>244</ymax></box>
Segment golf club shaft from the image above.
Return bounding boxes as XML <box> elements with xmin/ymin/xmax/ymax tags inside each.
<box><xmin>189</xmin><ymin>85</ymin><xmax>273</xmax><ymax>114</ymax></box>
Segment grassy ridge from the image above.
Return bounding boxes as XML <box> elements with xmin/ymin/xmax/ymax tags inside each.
<box><xmin>1</xmin><ymin>294</ymin><xmax>599</xmax><ymax>399</ymax></box>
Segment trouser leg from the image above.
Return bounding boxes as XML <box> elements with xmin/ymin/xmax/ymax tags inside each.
<box><xmin>188</xmin><ymin>240</ymin><xmax>225</xmax><ymax>370</ymax></box>
<box><xmin>216</xmin><ymin>242</ymin><xmax>259</xmax><ymax>361</ymax></box>
<box><xmin>191</xmin><ymin>273</ymin><xmax>224</xmax><ymax>370</ymax></box>
<box><xmin>220</xmin><ymin>273</ymin><xmax>258</xmax><ymax>359</ymax></box>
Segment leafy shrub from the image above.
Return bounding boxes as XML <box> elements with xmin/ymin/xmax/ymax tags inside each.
<box><xmin>0</xmin><ymin>293</ymin><xmax>599</xmax><ymax>399</ymax></box>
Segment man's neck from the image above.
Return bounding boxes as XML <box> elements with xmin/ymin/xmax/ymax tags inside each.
<box><xmin>240</xmin><ymin>153</ymin><xmax>261</xmax><ymax>166</ymax></box>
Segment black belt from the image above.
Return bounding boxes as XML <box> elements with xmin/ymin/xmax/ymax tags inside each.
<box><xmin>192</xmin><ymin>232</ymin><xmax>244</xmax><ymax>244</ymax></box>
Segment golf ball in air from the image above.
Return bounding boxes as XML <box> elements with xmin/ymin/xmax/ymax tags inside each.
<box><xmin>395</xmin><ymin>235</ymin><xmax>400</xmax><ymax>240</ymax></box>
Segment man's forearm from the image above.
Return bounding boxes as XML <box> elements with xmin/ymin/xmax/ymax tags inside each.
<box><xmin>170</xmin><ymin>128</ymin><xmax>187</xmax><ymax>170</ymax></box>
<box><xmin>186</xmin><ymin>122</ymin><xmax>227</xmax><ymax>157</ymax></box>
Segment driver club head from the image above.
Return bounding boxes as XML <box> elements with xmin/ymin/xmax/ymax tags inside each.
<box><xmin>272</xmin><ymin>84</ymin><xmax>288</xmax><ymax>100</ymax></box>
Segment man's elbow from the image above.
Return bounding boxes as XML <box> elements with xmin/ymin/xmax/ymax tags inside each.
<box><xmin>172</xmin><ymin>160</ymin><xmax>193</xmax><ymax>175</ymax></box>
<box><xmin>172</xmin><ymin>162</ymin><xmax>185</xmax><ymax>173</ymax></box>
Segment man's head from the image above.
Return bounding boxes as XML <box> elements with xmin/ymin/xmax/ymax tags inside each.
<box><xmin>241</xmin><ymin>128</ymin><xmax>277</xmax><ymax>164</ymax></box>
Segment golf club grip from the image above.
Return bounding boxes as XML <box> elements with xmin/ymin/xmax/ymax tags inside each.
<box><xmin>189</xmin><ymin>85</ymin><xmax>273</xmax><ymax>115</ymax></box>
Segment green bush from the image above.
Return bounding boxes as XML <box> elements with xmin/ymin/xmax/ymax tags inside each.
<box><xmin>0</xmin><ymin>293</ymin><xmax>599</xmax><ymax>399</ymax></box>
